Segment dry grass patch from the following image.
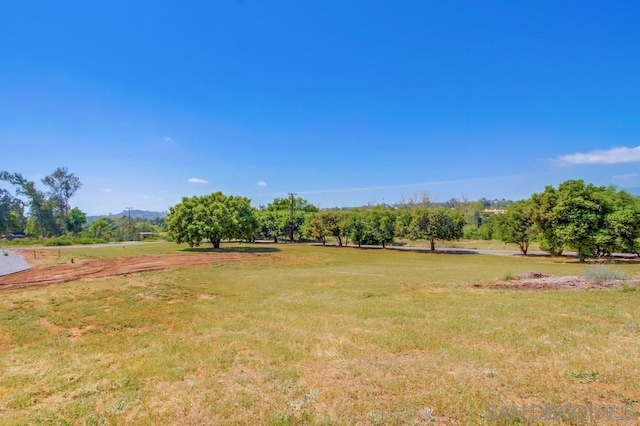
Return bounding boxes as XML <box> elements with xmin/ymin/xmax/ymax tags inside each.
<box><xmin>0</xmin><ymin>244</ymin><xmax>639</xmax><ymax>424</ymax></box>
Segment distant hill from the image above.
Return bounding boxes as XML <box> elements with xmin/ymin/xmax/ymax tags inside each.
<box><xmin>87</xmin><ymin>210</ymin><xmax>167</xmax><ymax>222</ymax></box>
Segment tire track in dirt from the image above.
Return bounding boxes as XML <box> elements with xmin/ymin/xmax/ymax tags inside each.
<box><xmin>0</xmin><ymin>252</ymin><xmax>261</xmax><ymax>290</ymax></box>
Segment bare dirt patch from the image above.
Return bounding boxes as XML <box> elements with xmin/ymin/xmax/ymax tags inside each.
<box><xmin>488</xmin><ymin>272</ymin><xmax>639</xmax><ymax>290</ymax></box>
<box><xmin>0</xmin><ymin>251</ymin><xmax>263</xmax><ymax>291</ymax></box>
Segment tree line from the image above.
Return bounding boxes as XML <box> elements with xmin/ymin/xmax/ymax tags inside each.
<box><xmin>167</xmin><ymin>180</ymin><xmax>639</xmax><ymax>261</ymax></box>
<box><xmin>167</xmin><ymin>180</ymin><xmax>640</xmax><ymax>261</ymax></box>
<box><xmin>1</xmin><ymin>167</ymin><xmax>166</xmax><ymax>243</ymax></box>
<box><xmin>3</xmin><ymin>168</ymin><xmax>638</xmax><ymax>259</ymax></box>
<box><xmin>1</xmin><ymin>167</ymin><xmax>83</xmax><ymax>238</ymax></box>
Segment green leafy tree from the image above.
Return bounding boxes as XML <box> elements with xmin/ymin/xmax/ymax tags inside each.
<box><xmin>312</xmin><ymin>211</ymin><xmax>347</xmax><ymax>246</ymax></box>
<box><xmin>167</xmin><ymin>192</ymin><xmax>256</xmax><ymax>249</ymax></box>
<box><xmin>529</xmin><ymin>185</ymin><xmax>564</xmax><ymax>256</ymax></box>
<box><xmin>597</xmin><ymin>190</ymin><xmax>640</xmax><ymax>256</ymax></box>
<box><xmin>42</xmin><ymin>167</ymin><xmax>82</xmax><ymax>231</ymax></box>
<box><xmin>257</xmin><ymin>210</ymin><xmax>290</xmax><ymax>242</ymax></box>
<box><xmin>1</xmin><ymin>171</ymin><xmax>49</xmax><ymax>237</ymax></box>
<box><xmin>66</xmin><ymin>207</ymin><xmax>87</xmax><ymax>235</ymax></box>
<box><xmin>307</xmin><ymin>213</ymin><xmax>328</xmax><ymax>245</ymax></box>
<box><xmin>264</xmin><ymin>196</ymin><xmax>318</xmax><ymax>242</ymax></box>
<box><xmin>394</xmin><ymin>208</ymin><xmax>414</xmax><ymax>240</ymax></box>
<box><xmin>86</xmin><ymin>217</ymin><xmax>115</xmax><ymax>239</ymax></box>
<box><xmin>1</xmin><ymin>168</ymin><xmax>82</xmax><ymax>237</ymax></box>
<box><xmin>361</xmin><ymin>207</ymin><xmax>396</xmax><ymax>248</ymax></box>
<box><xmin>410</xmin><ymin>207</ymin><xmax>465</xmax><ymax>251</ymax></box>
<box><xmin>494</xmin><ymin>201</ymin><xmax>536</xmax><ymax>255</ymax></box>
<box><xmin>530</xmin><ymin>180</ymin><xmax>624</xmax><ymax>261</ymax></box>
<box><xmin>0</xmin><ymin>189</ymin><xmax>26</xmax><ymax>236</ymax></box>
<box><xmin>345</xmin><ymin>209</ymin><xmax>366</xmax><ymax>247</ymax></box>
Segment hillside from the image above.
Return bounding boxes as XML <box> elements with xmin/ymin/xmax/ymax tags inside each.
<box><xmin>87</xmin><ymin>210</ymin><xmax>167</xmax><ymax>222</ymax></box>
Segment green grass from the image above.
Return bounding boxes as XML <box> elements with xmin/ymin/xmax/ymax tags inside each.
<box><xmin>1</xmin><ymin>243</ymin><xmax>639</xmax><ymax>424</ymax></box>
<box><xmin>393</xmin><ymin>238</ymin><xmax>543</xmax><ymax>252</ymax></box>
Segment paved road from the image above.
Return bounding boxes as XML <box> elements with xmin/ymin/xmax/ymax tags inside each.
<box><xmin>0</xmin><ymin>249</ymin><xmax>32</xmax><ymax>276</ymax></box>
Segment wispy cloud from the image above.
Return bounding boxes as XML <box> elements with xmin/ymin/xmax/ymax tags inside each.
<box><xmin>613</xmin><ymin>173</ymin><xmax>640</xmax><ymax>181</ymax></box>
<box><xmin>187</xmin><ymin>177</ymin><xmax>208</xmax><ymax>184</ymax></box>
<box><xmin>100</xmin><ymin>188</ymin><xmax>113</xmax><ymax>193</ymax></box>
<box><xmin>163</xmin><ymin>136</ymin><xmax>174</xmax><ymax>144</ymax></box>
<box><xmin>295</xmin><ymin>174</ymin><xmax>536</xmax><ymax>196</ymax></box>
<box><xmin>557</xmin><ymin>145</ymin><xmax>640</xmax><ymax>165</ymax></box>
<box><xmin>257</xmin><ymin>181</ymin><xmax>267</xmax><ymax>187</ymax></box>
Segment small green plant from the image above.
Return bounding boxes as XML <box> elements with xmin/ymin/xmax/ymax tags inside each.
<box><xmin>501</xmin><ymin>272</ymin><xmax>514</xmax><ymax>281</ymax></box>
<box><xmin>570</xmin><ymin>371</ymin><xmax>598</xmax><ymax>384</ymax></box>
<box><xmin>584</xmin><ymin>265</ymin><xmax>629</xmax><ymax>281</ymax></box>
<box><xmin>620</xmin><ymin>283</ymin><xmax>639</xmax><ymax>292</ymax></box>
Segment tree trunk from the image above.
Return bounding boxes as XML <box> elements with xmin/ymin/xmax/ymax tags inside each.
<box><xmin>430</xmin><ymin>238</ymin><xmax>435</xmax><ymax>251</ymax></box>
<box><xmin>274</xmin><ymin>236</ymin><xmax>278</xmax><ymax>243</ymax></box>
<box><xmin>212</xmin><ymin>238</ymin><xmax>221</xmax><ymax>249</ymax></box>
<box><xmin>337</xmin><ymin>236</ymin><xmax>343</xmax><ymax>247</ymax></box>
<box><xmin>382</xmin><ymin>241</ymin><xmax>386</xmax><ymax>249</ymax></box>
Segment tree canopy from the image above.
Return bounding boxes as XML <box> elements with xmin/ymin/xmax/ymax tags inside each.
<box><xmin>1</xmin><ymin>168</ymin><xmax>83</xmax><ymax>238</ymax></box>
<box><xmin>167</xmin><ymin>192</ymin><xmax>256</xmax><ymax>249</ymax></box>
<box><xmin>530</xmin><ymin>180</ymin><xmax>639</xmax><ymax>261</ymax></box>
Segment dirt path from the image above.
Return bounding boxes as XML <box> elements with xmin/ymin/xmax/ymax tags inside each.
<box><xmin>487</xmin><ymin>272</ymin><xmax>639</xmax><ymax>290</ymax></box>
<box><xmin>0</xmin><ymin>250</ymin><xmax>262</xmax><ymax>291</ymax></box>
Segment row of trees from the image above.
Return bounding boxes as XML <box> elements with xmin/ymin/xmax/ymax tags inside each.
<box><xmin>1</xmin><ymin>167</ymin><xmax>167</xmax><ymax>242</ymax></box>
<box><xmin>0</xmin><ymin>167</ymin><xmax>83</xmax><ymax>238</ymax></box>
<box><xmin>167</xmin><ymin>180</ymin><xmax>640</xmax><ymax>261</ymax></box>
<box><xmin>5</xmin><ymin>168</ymin><xmax>637</xmax><ymax>260</ymax></box>
<box><xmin>85</xmin><ymin>215</ymin><xmax>166</xmax><ymax>241</ymax></box>
<box><xmin>167</xmin><ymin>192</ymin><xmax>468</xmax><ymax>251</ymax></box>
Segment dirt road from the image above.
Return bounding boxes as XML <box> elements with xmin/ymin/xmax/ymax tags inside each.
<box><xmin>0</xmin><ymin>250</ymin><xmax>261</xmax><ymax>291</ymax></box>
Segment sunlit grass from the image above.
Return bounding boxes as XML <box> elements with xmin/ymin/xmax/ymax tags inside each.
<box><xmin>1</xmin><ymin>243</ymin><xmax>639</xmax><ymax>424</ymax></box>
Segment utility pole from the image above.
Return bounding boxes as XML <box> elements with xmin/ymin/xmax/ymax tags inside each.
<box><xmin>125</xmin><ymin>207</ymin><xmax>133</xmax><ymax>240</ymax></box>
<box><xmin>288</xmin><ymin>193</ymin><xmax>296</xmax><ymax>243</ymax></box>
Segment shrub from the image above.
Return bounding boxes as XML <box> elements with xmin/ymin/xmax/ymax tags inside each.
<box><xmin>583</xmin><ymin>265</ymin><xmax>629</xmax><ymax>281</ymax></box>
<box><xmin>43</xmin><ymin>237</ymin><xmax>73</xmax><ymax>246</ymax></box>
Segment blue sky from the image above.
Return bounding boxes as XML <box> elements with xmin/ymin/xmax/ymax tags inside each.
<box><xmin>1</xmin><ymin>0</ymin><xmax>639</xmax><ymax>215</ymax></box>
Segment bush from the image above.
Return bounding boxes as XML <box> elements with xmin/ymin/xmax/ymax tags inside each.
<box><xmin>583</xmin><ymin>265</ymin><xmax>630</xmax><ymax>281</ymax></box>
<box><xmin>38</xmin><ymin>236</ymin><xmax>109</xmax><ymax>246</ymax></box>
<box><xmin>43</xmin><ymin>237</ymin><xmax>74</xmax><ymax>246</ymax></box>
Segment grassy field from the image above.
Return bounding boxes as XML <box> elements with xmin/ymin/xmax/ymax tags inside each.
<box><xmin>1</xmin><ymin>243</ymin><xmax>639</xmax><ymax>424</ymax></box>
<box><xmin>396</xmin><ymin>239</ymin><xmax>543</xmax><ymax>252</ymax></box>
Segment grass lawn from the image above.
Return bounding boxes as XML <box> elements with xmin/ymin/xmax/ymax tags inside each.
<box><xmin>0</xmin><ymin>243</ymin><xmax>638</xmax><ymax>424</ymax></box>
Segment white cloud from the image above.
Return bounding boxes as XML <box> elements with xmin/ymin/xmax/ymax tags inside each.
<box><xmin>257</xmin><ymin>181</ymin><xmax>267</xmax><ymax>187</ymax></box>
<box><xmin>100</xmin><ymin>188</ymin><xmax>113</xmax><ymax>193</ymax></box>
<box><xmin>295</xmin><ymin>174</ymin><xmax>535</xmax><ymax>195</ymax></box>
<box><xmin>613</xmin><ymin>173</ymin><xmax>640</xmax><ymax>181</ymax></box>
<box><xmin>557</xmin><ymin>145</ymin><xmax>640</xmax><ymax>165</ymax></box>
<box><xmin>163</xmin><ymin>136</ymin><xmax>174</xmax><ymax>144</ymax></box>
<box><xmin>187</xmin><ymin>177</ymin><xmax>208</xmax><ymax>184</ymax></box>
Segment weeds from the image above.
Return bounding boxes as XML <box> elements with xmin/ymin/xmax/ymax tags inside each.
<box><xmin>1</xmin><ymin>243</ymin><xmax>639</xmax><ymax>424</ymax></box>
<box><xmin>583</xmin><ymin>265</ymin><xmax>629</xmax><ymax>281</ymax></box>
<box><xmin>501</xmin><ymin>272</ymin><xmax>514</xmax><ymax>281</ymax></box>
<box><xmin>570</xmin><ymin>371</ymin><xmax>598</xmax><ymax>384</ymax></box>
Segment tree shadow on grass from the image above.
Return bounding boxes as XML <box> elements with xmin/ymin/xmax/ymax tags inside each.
<box><xmin>180</xmin><ymin>246</ymin><xmax>280</xmax><ymax>254</ymax></box>
<box><xmin>389</xmin><ymin>247</ymin><xmax>479</xmax><ymax>255</ymax></box>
